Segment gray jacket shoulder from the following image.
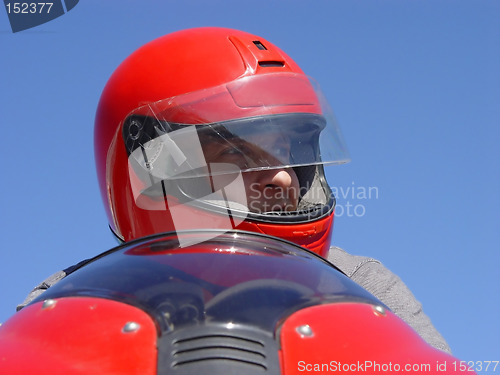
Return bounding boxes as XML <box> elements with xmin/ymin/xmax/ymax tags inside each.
<box><xmin>17</xmin><ymin>259</ymin><xmax>90</xmax><ymax>311</ymax></box>
<box><xmin>328</xmin><ymin>246</ymin><xmax>451</xmax><ymax>354</ymax></box>
<box><xmin>16</xmin><ymin>270</ymin><xmax>67</xmax><ymax>311</ymax></box>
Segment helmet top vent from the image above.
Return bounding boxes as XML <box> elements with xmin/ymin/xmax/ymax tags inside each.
<box><xmin>253</xmin><ymin>40</ymin><xmax>267</xmax><ymax>50</ymax></box>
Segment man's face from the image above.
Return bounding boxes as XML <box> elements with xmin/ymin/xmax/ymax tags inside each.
<box><xmin>201</xmin><ymin>132</ymin><xmax>300</xmax><ymax>214</ymax></box>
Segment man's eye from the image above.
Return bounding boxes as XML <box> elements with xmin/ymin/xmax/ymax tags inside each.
<box><xmin>216</xmin><ymin>148</ymin><xmax>250</xmax><ymax>168</ymax></box>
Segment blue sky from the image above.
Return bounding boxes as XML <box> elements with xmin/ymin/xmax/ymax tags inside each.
<box><xmin>1</xmin><ymin>0</ymin><xmax>498</xmax><ymax>367</ymax></box>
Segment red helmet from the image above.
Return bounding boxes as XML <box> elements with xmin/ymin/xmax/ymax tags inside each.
<box><xmin>94</xmin><ymin>27</ymin><xmax>349</xmax><ymax>257</ymax></box>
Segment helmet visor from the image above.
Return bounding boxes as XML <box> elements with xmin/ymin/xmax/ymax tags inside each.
<box><xmin>123</xmin><ymin>73</ymin><xmax>350</xmax><ymax>183</ymax></box>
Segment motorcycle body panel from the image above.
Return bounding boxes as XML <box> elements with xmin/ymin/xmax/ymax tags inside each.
<box><xmin>0</xmin><ymin>297</ymin><xmax>157</xmax><ymax>374</ymax></box>
<box><xmin>0</xmin><ymin>231</ymin><xmax>472</xmax><ymax>374</ymax></box>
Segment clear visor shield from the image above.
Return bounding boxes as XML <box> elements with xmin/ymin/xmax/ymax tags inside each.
<box><xmin>122</xmin><ymin>74</ymin><xmax>349</xmax><ymax>218</ymax></box>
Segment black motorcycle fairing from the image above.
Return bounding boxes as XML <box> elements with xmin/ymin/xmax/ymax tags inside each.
<box><xmin>31</xmin><ymin>230</ymin><xmax>384</xmax><ymax>334</ymax></box>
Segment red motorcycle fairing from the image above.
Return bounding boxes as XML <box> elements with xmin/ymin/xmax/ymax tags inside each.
<box><xmin>0</xmin><ymin>231</ymin><xmax>473</xmax><ymax>374</ymax></box>
<box><xmin>0</xmin><ymin>297</ymin><xmax>157</xmax><ymax>374</ymax></box>
<box><xmin>280</xmin><ymin>303</ymin><xmax>466</xmax><ymax>374</ymax></box>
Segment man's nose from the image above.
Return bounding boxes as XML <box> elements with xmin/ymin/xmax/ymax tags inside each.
<box><xmin>258</xmin><ymin>168</ymin><xmax>294</xmax><ymax>189</ymax></box>
<box><xmin>266</xmin><ymin>169</ymin><xmax>292</xmax><ymax>189</ymax></box>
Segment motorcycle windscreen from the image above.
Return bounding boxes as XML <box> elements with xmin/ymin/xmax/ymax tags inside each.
<box><xmin>30</xmin><ymin>231</ymin><xmax>382</xmax><ymax>333</ymax></box>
